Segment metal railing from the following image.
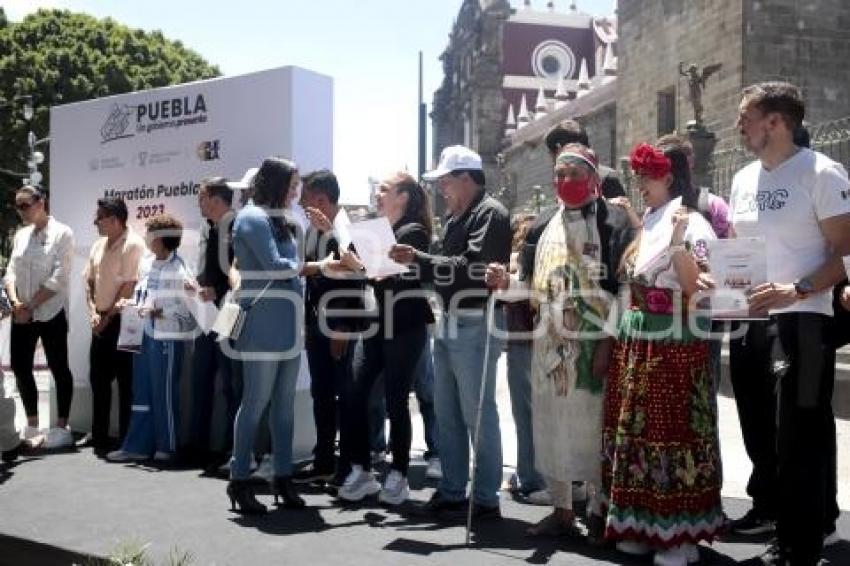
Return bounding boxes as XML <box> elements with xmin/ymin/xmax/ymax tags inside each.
<box><xmin>709</xmin><ymin>115</ymin><xmax>850</xmax><ymax>200</ymax></box>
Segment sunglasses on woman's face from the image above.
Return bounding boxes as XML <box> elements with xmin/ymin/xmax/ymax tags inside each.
<box><xmin>15</xmin><ymin>201</ymin><xmax>34</xmax><ymax>211</ymax></box>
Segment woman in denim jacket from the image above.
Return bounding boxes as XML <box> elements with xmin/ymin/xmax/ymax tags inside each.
<box><xmin>226</xmin><ymin>157</ymin><xmax>305</xmax><ymax>514</ymax></box>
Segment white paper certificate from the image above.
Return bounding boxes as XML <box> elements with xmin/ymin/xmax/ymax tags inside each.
<box><xmin>708</xmin><ymin>237</ymin><xmax>768</xmax><ymax>320</ymax></box>
<box><xmin>182</xmin><ymin>294</ymin><xmax>220</xmax><ymax>334</ymax></box>
<box><xmin>843</xmin><ymin>255</ymin><xmax>850</xmax><ymax>280</ymax></box>
<box><xmin>333</xmin><ymin>208</ymin><xmax>353</xmax><ymax>252</ymax></box>
<box><xmin>117</xmin><ymin>306</ymin><xmax>144</xmax><ymax>352</ymax></box>
<box><xmin>347</xmin><ymin>217</ymin><xmax>408</xmax><ymax>278</ymax></box>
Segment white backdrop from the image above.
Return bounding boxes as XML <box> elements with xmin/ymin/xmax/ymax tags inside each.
<box><xmin>47</xmin><ymin>66</ymin><xmax>332</xmax><ymax>438</ymax></box>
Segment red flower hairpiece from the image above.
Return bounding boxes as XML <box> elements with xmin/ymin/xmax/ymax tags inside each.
<box><xmin>629</xmin><ymin>143</ymin><xmax>672</xmax><ymax>179</ymax></box>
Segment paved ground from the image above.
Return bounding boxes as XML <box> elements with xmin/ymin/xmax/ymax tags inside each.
<box><xmin>1</xmin><ymin>353</ymin><xmax>850</xmax><ymax>565</ymax></box>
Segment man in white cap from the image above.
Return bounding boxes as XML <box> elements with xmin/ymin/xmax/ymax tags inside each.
<box><xmin>390</xmin><ymin>145</ymin><xmax>511</xmax><ymax>519</ymax></box>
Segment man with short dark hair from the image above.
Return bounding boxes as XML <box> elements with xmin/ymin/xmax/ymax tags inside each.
<box><xmin>187</xmin><ymin>177</ymin><xmax>238</xmax><ymax>467</ymax></box>
<box><xmin>544</xmin><ymin>120</ymin><xmax>626</xmax><ymax>199</ymax></box>
<box><xmin>391</xmin><ymin>145</ymin><xmax>511</xmax><ymax>519</ymax></box>
<box><xmin>726</xmin><ymin>82</ymin><xmax>850</xmax><ymax>565</ymax></box>
<box><xmin>294</xmin><ymin>169</ymin><xmax>364</xmax><ymax>485</ymax></box>
<box><xmin>82</xmin><ymin>197</ymin><xmax>146</xmax><ymax>453</ymax></box>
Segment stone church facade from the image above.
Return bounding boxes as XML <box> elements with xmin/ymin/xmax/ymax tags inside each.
<box><xmin>430</xmin><ymin>0</ymin><xmax>616</xmax><ymax>214</ymax></box>
<box><xmin>433</xmin><ymin>0</ymin><xmax>850</xmax><ymax>214</ymax></box>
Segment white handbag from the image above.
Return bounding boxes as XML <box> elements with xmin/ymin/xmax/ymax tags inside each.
<box><xmin>212</xmin><ymin>281</ymin><xmax>272</xmax><ymax>341</ymax></box>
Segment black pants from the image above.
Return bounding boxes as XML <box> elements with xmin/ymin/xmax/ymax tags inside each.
<box><xmin>189</xmin><ymin>332</ymin><xmax>241</xmax><ymax>454</ymax></box>
<box><xmin>349</xmin><ymin>325</ymin><xmax>428</xmax><ymax>475</ymax></box>
<box><xmin>10</xmin><ymin>309</ymin><xmax>74</xmax><ymax>420</ymax></box>
<box><xmin>729</xmin><ymin>320</ymin><xmax>779</xmax><ymax>518</ymax></box>
<box><xmin>305</xmin><ymin>323</ymin><xmax>355</xmax><ymax>471</ymax></box>
<box><xmin>773</xmin><ymin>313</ymin><xmax>838</xmax><ymax>565</ymax></box>
<box><xmin>89</xmin><ymin>315</ymin><xmax>134</xmax><ymax>447</ymax></box>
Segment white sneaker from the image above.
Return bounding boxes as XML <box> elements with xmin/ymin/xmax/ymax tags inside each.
<box><xmin>338</xmin><ymin>465</ymin><xmax>381</xmax><ymax>502</ymax></box>
<box><xmin>653</xmin><ymin>545</ymin><xmax>688</xmax><ymax>566</ymax></box>
<box><xmin>44</xmin><ymin>427</ymin><xmax>73</xmax><ymax>449</ymax></box>
<box><xmin>571</xmin><ymin>481</ymin><xmax>587</xmax><ymax>503</ymax></box>
<box><xmin>425</xmin><ymin>457</ymin><xmax>442</xmax><ymax>480</ymax></box>
<box><xmin>21</xmin><ymin>425</ymin><xmax>41</xmax><ymax>440</ymax></box>
<box><xmin>525</xmin><ymin>489</ymin><xmax>553</xmax><ymax>506</ymax></box>
<box><xmin>251</xmin><ymin>454</ymin><xmax>273</xmax><ymax>481</ymax></box>
<box><xmin>616</xmin><ymin>540</ymin><xmax>651</xmax><ymax>556</ymax></box>
<box><xmin>378</xmin><ymin>469</ymin><xmax>409</xmax><ymax>505</ymax></box>
<box><xmin>824</xmin><ymin>529</ymin><xmax>841</xmax><ymax>547</ymax></box>
<box><xmin>106</xmin><ymin>450</ymin><xmax>148</xmax><ymax>462</ymax></box>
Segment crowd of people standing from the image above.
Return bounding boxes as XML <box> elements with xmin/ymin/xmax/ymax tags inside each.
<box><xmin>1</xmin><ymin>81</ymin><xmax>850</xmax><ymax>566</ymax></box>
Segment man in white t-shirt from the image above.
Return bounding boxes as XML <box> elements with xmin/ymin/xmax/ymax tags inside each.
<box><xmin>725</xmin><ymin>82</ymin><xmax>850</xmax><ymax>566</ymax></box>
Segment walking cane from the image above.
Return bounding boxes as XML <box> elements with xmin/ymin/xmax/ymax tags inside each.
<box><xmin>465</xmin><ymin>293</ymin><xmax>498</xmax><ymax>546</ymax></box>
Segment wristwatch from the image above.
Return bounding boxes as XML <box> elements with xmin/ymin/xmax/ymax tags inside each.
<box><xmin>793</xmin><ymin>277</ymin><xmax>815</xmax><ymax>300</ymax></box>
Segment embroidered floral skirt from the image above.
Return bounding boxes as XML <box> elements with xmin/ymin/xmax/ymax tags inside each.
<box><xmin>601</xmin><ymin>307</ymin><xmax>724</xmax><ymax>548</ymax></box>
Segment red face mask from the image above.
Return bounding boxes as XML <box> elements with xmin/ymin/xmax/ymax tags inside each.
<box><xmin>556</xmin><ymin>177</ymin><xmax>595</xmax><ymax>208</ymax></box>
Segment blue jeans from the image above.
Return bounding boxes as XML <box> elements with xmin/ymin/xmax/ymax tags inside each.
<box><xmin>230</xmin><ymin>354</ymin><xmax>300</xmax><ymax>480</ymax></box>
<box><xmin>414</xmin><ymin>339</ymin><xmax>439</xmax><ymax>458</ymax></box>
<box><xmin>434</xmin><ymin>310</ymin><xmax>504</xmax><ymax>507</ymax></box>
<box><xmin>505</xmin><ymin>340</ymin><xmax>545</xmax><ymax>492</ymax></box>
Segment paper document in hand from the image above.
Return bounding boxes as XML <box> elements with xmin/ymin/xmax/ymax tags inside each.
<box><xmin>182</xmin><ymin>294</ymin><xmax>220</xmax><ymax>334</ymax></box>
<box><xmin>348</xmin><ymin>217</ymin><xmax>409</xmax><ymax>278</ymax></box>
<box><xmin>117</xmin><ymin>306</ymin><xmax>144</xmax><ymax>352</ymax></box>
<box><xmin>708</xmin><ymin>237</ymin><xmax>768</xmax><ymax>319</ymax></box>
<box><xmin>334</xmin><ymin>208</ymin><xmax>353</xmax><ymax>251</ymax></box>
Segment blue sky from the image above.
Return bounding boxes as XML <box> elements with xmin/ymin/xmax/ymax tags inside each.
<box><xmin>5</xmin><ymin>0</ymin><xmax>612</xmax><ymax>204</ymax></box>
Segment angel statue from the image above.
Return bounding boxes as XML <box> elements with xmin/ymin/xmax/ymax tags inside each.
<box><xmin>679</xmin><ymin>62</ymin><xmax>722</xmax><ymax>127</ymax></box>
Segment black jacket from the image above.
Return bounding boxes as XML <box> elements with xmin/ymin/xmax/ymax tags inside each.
<box><xmin>414</xmin><ymin>190</ymin><xmax>512</xmax><ymax>312</ymax></box>
<box><xmin>196</xmin><ymin>213</ymin><xmax>235</xmax><ymax>307</ymax></box>
<box><xmin>370</xmin><ymin>219</ymin><xmax>435</xmax><ymax>335</ymax></box>
<box><xmin>518</xmin><ymin>198</ymin><xmax>635</xmax><ymax>297</ymax></box>
<box><xmin>304</xmin><ymin>225</ymin><xmax>366</xmax><ymax>331</ymax></box>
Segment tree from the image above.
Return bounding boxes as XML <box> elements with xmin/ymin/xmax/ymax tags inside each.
<box><xmin>0</xmin><ymin>8</ymin><xmax>220</xmax><ymax>262</ymax></box>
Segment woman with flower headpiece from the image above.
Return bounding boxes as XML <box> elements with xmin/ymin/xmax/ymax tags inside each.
<box><xmin>601</xmin><ymin>141</ymin><xmax>722</xmax><ymax>565</ymax></box>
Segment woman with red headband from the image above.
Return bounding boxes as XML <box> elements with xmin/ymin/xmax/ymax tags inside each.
<box><xmin>601</xmin><ymin>141</ymin><xmax>722</xmax><ymax>565</ymax></box>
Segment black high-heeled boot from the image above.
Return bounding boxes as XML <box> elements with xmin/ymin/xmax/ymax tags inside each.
<box><xmin>272</xmin><ymin>476</ymin><xmax>306</xmax><ymax>509</ymax></box>
<box><xmin>227</xmin><ymin>480</ymin><xmax>267</xmax><ymax>514</ymax></box>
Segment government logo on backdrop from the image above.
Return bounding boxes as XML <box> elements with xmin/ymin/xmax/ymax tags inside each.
<box><xmin>197</xmin><ymin>140</ymin><xmax>220</xmax><ymax>161</ymax></box>
<box><xmin>101</xmin><ymin>93</ymin><xmax>209</xmax><ymax>144</ymax></box>
<box><xmin>101</xmin><ymin>104</ymin><xmax>134</xmax><ymax>144</ymax></box>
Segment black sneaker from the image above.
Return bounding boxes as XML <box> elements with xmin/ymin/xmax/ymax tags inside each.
<box><xmin>292</xmin><ymin>463</ymin><xmax>335</xmax><ymax>484</ymax></box>
<box><xmin>1</xmin><ymin>441</ymin><xmax>22</xmax><ymax>463</ymax></box>
<box><xmin>420</xmin><ymin>491</ymin><xmax>467</xmax><ymax>515</ymax></box>
<box><xmin>729</xmin><ymin>509</ymin><xmax>776</xmax><ymax>535</ymax></box>
<box><xmin>471</xmin><ymin>502</ymin><xmax>501</xmax><ymax>520</ymax></box>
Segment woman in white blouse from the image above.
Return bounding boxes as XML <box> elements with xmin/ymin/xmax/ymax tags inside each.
<box><xmin>4</xmin><ymin>186</ymin><xmax>75</xmax><ymax>449</ymax></box>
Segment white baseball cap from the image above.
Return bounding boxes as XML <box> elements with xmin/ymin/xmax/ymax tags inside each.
<box><xmin>226</xmin><ymin>167</ymin><xmax>259</xmax><ymax>190</ymax></box>
<box><xmin>422</xmin><ymin>145</ymin><xmax>482</xmax><ymax>180</ymax></box>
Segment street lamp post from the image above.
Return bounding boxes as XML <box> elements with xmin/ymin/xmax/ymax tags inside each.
<box><xmin>18</xmin><ymin>95</ymin><xmax>48</xmax><ymax>187</ymax></box>
<box><xmin>0</xmin><ymin>95</ymin><xmax>49</xmax><ymax>185</ymax></box>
